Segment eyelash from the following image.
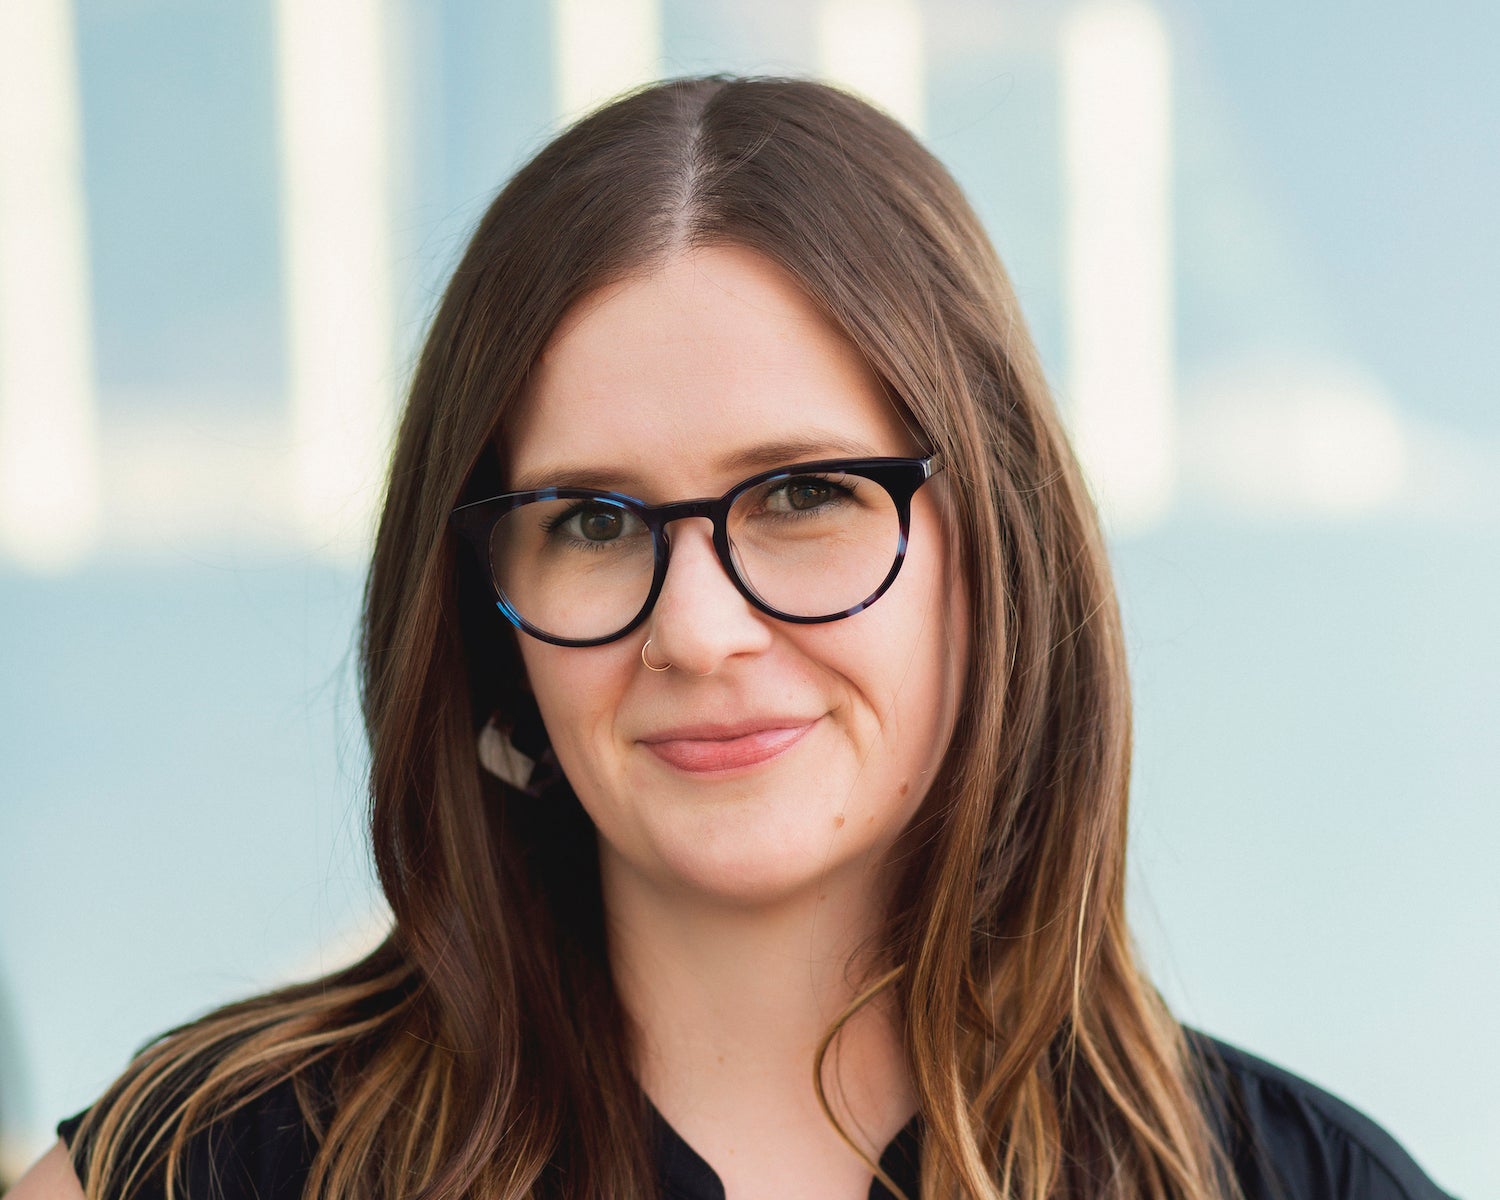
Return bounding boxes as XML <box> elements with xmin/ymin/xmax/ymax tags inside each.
<box><xmin>542</xmin><ymin>503</ymin><xmax>642</xmax><ymax>549</ymax></box>
<box><xmin>753</xmin><ymin>475</ymin><xmax>858</xmax><ymax>515</ymax></box>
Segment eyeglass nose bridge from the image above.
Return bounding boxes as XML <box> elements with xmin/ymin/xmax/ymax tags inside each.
<box><xmin>633</xmin><ymin>492</ymin><xmax>757</xmax><ymax>622</ymax></box>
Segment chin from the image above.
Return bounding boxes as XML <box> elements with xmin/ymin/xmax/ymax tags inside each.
<box><xmin>588</xmin><ymin>749</ymin><xmax>908</xmax><ymax>910</ymax></box>
<box><xmin>645</xmin><ymin>814</ymin><xmax>882</xmax><ymax>911</ymax></box>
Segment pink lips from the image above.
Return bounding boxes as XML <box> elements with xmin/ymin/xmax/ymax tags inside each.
<box><xmin>640</xmin><ymin>718</ymin><xmax>819</xmax><ymax>774</ymax></box>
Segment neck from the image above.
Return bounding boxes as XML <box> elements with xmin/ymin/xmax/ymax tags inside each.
<box><xmin>605</xmin><ymin>854</ymin><xmax>915</xmax><ymax>1178</ymax></box>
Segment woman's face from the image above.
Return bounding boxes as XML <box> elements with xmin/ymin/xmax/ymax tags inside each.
<box><xmin>506</xmin><ymin>245</ymin><xmax>968</xmax><ymax>910</ymax></box>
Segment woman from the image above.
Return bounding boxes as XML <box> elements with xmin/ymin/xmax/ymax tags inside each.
<box><xmin>13</xmin><ymin>76</ymin><xmax>1450</xmax><ymax>1200</ymax></box>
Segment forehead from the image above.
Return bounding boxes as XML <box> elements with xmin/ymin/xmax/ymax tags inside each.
<box><xmin>503</xmin><ymin>245</ymin><xmax>920</xmax><ymax>496</ymax></box>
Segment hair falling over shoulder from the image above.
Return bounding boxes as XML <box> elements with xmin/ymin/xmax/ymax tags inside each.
<box><xmin>72</xmin><ymin>77</ymin><xmax>1238</xmax><ymax>1200</ymax></box>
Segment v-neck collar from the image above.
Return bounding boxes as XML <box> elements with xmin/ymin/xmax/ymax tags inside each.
<box><xmin>650</xmin><ymin>1103</ymin><xmax>923</xmax><ymax>1200</ymax></box>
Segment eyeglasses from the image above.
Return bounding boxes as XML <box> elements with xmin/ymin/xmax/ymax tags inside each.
<box><xmin>451</xmin><ymin>456</ymin><xmax>941</xmax><ymax>647</ymax></box>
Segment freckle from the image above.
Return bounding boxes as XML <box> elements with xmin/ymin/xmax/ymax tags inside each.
<box><xmin>716</xmin><ymin>1054</ymin><xmax>724</xmax><ymax>1065</ymax></box>
<box><xmin>819</xmin><ymin>893</ymin><xmax>827</xmax><ymax>901</ymax></box>
<box><xmin>833</xmin><ymin>813</ymin><xmax>845</xmax><ymax>828</ymax></box>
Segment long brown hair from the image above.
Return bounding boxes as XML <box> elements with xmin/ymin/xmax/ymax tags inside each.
<box><xmin>72</xmin><ymin>76</ymin><xmax>1230</xmax><ymax>1200</ymax></box>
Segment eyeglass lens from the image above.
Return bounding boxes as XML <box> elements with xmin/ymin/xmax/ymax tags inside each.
<box><xmin>488</xmin><ymin>467</ymin><xmax>903</xmax><ymax>643</ymax></box>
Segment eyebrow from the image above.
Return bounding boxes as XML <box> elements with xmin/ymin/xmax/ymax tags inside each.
<box><xmin>508</xmin><ymin>433</ymin><xmax>887</xmax><ymax>495</ymax></box>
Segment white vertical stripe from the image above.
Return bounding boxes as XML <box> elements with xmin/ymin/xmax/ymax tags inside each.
<box><xmin>1061</xmin><ymin>0</ymin><xmax>1175</xmax><ymax>532</ymax></box>
<box><xmin>553</xmin><ymin>0</ymin><xmax>662</xmax><ymax>121</ymax></box>
<box><xmin>817</xmin><ymin>0</ymin><xmax>927</xmax><ymax>136</ymax></box>
<box><xmin>273</xmin><ymin>0</ymin><xmax>396</xmax><ymax>556</ymax></box>
<box><xmin>0</xmin><ymin>0</ymin><xmax>100</xmax><ymax>572</ymax></box>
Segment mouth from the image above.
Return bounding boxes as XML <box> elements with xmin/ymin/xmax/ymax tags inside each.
<box><xmin>639</xmin><ymin>718</ymin><xmax>821</xmax><ymax>774</ymax></box>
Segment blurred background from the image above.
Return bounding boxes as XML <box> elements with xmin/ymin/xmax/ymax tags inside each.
<box><xmin>1</xmin><ymin>0</ymin><xmax>1495</xmax><ymax>1193</ymax></box>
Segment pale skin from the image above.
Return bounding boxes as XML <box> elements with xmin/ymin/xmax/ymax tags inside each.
<box><xmin>511</xmin><ymin>244</ymin><xmax>970</xmax><ymax>1198</ymax></box>
<box><xmin>10</xmin><ymin>245</ymin><xmax>970</xmax><ymax>1200</ymax></box>
<box><xmin>8</xmin><ymin>1141</ymin><xmax>84</xmax><ymax>1200</ymax></box>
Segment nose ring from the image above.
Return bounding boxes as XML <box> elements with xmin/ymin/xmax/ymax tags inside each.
<box><xmin>641</xmin><ymin>639</ymin><xmax>671</xmax><ymax>672</ymax></box>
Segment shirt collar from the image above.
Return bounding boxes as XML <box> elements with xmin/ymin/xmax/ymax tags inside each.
<box><xmin>650</xmin><ymin>1102</ymin><xmax>923</xmax><ymax>1200</ymax></box>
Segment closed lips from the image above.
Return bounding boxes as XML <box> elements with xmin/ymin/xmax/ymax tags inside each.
<box><xmin>639</xmin><ymin>718</ymin><xmax>820</xmax><ymax>772</ymax></box>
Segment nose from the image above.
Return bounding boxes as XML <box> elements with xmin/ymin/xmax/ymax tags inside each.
<box><xmin>643</xmin><ymin>517</ymin><xmax>772</xmax><ymax>675</ymax></box>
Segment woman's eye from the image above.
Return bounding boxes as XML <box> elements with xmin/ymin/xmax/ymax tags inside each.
<box><xmin>548</xmin><ymin>502</ymin><xmax>641</xmax><ymax>544</ymax></box>
<box><xmin>576</xmin><ymin>506</ymin><xmax>623</xmax><ymax>540</ymax></box>
<box><xmin>766</xmin><ymin>477</ymin><xmax>849</xmax><ymax>512</ymax></box>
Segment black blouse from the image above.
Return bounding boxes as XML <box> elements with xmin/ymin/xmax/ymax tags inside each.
<box><xmin>58</xmin><ymin>1034</ymin><xmax>1456</xmax><ymax>1199</ymax></box>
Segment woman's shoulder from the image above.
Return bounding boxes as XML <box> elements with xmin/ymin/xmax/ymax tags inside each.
<box><xmin>1185</xmin><ymin>1030</ymin><xmax>1457</xmax><ymax>1200</ymax></box>
<box><xmin>47</xmin><ymin>1027</ymin><xmax>1456</xmax><ymax>1200</ymax></box>
<box><xmin>56</xmin><ymin>1072</ymin><xmax>320</xmax><ymax>1200</ymax></box>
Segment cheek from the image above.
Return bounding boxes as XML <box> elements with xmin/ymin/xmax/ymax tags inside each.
<box><xmin>819</xmin><ymin>527</ymin><xmax>968</xmax><ymax>777</ymax></box>
<box><xmin>518</xmin><ymin>642</ymin><xmax>628</xmax><ymax>779</ymax></box>
<box><xmin>882</xmin><ymin>515</ymin><xmax>969</xmax><ymax>773</ymax></box>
